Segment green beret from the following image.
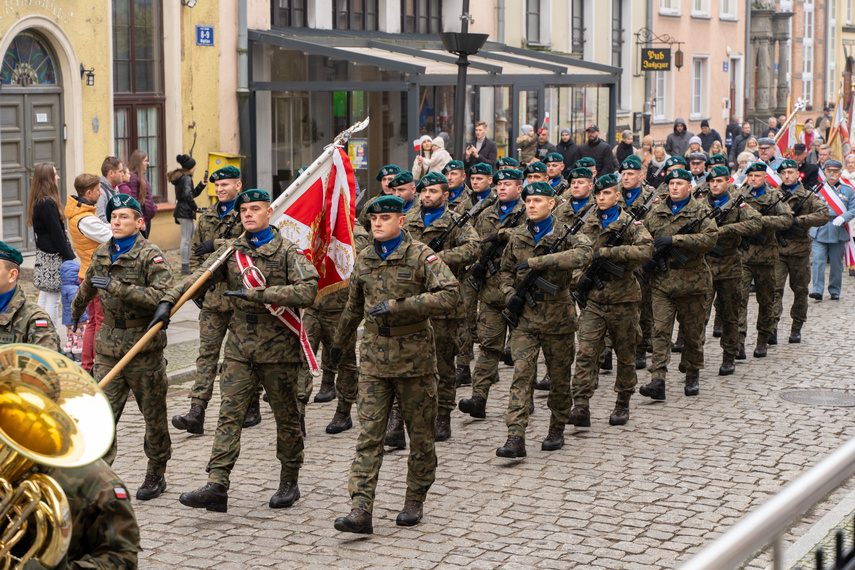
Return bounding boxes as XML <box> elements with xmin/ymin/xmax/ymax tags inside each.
<box><xmin>234</xmin><ymin>189</ymin><xmax>271</xmax><ymax>207</ymax></box>
<box><xmin>375</xmin><ymin>164</ymin><xmax>401</xmax><ymax>181</ymax></box>
<box><xmin>468</xmin><ymin>163</ymin><xmax>493</xmax><ymax>177</ymax></box>
<box><xmin>525</xmin><ymin>161</ymin><xmax>547</xmax><ymax>175</ymax></box>
<box><xmin>105</xmin><ymin>193</ymin><xmax>142</xmax><ymax>220</ymax></box>
<box><xmin>496</xmin><ymin>157</ymin><xmax>519</xmax><ymax>168</ymax></box>
<box><xmin>744</xmin><ymin>161</ymin><xmax>768</xmax><ymax>174</ymax></box>
<box><xmin>493</xmin><ymin>169</ymin><xmax>522</xmax><ymax>183</ymax></box>
<box><xmin>707</xmin><ymin>165</ymin><xmax>731</xmax><ymax>180</ymax></box>
<box><xmin>664</xmin><ymin>168</ymin><xmax>692</xmax><ymax>183</ymax></box>
<box><xmin>388</xmin><ymin>171</ymin><xmax>414</xmax><ymax>188</ymax></box>
<box><xmin>442</xmin><ymin>160</ymin><xmax>465</xmax><ymax>174</ymax></box>
<box><xmin>416</xmin><ymin>171</ymin><xmax>448</xmax><ymax>191</ymax></box>
<box><xmin>777</xmin><ymin>158</ymin><xmax>799</xmax><ymax>172</ymax></box>
<box><xmin>544</xmin><ymin>153</ymin><xmax>565</xmax><ymax>164</ymax></box>
<box><xmin>209</xmin><ymin>165</ymin><xmax>241</xmax><ymax>182</ymax></box>
<box><xmin>706</xmin><ymin>154</ymin><xmax>728</xmax><ymax>167</ymax></box>
<box><xmin>367</xmin><ymin>195</ymin><xmax>405</xmax><ymax>214</ymax></box>
<box><xmin>665</xmin><ymin>156</ymin><xmax>688</xmax><ymax>169</ymax></box>
<box><xmin>568</xmin><ymin>167</ymin><xmax>593</xmax><ymax>180</ymax></box>
<box><xmin>0</xmin><ymin>241</ymin><xmax>23</xmax><ymax>266</ymax></box>
<box><xmin>522</xmin><ymin>181</ymin><xmax>555</xmax><ymax>199</ymax></box>
<box><xmin>619</xmin><ymin>156</ymin><xmax>642</xmax><ymax>172</ymax></box>
<box><xmin>594</xmin><ymin>173</ymin><xmax>619</xmax><ymax>193</ymax></box>
<box><xmin>573</xmin><ymin>157</ymin><xmax>596</xmax><ymax>169</ymax></box>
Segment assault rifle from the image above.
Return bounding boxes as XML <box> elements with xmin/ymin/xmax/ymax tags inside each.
<box><xmin>637</xmin><ymin>216</ymin><xmax>707</xmax><ymax>285</ymax></box>
<box><xmin>467</xmin><ymin>205</ymin><xmax>527</xmax><ymax>292</ymax></box>
<box><xmin>627</xmin><ymin>189</ymin><xmax>658</xmax><ymax>221</ymax></box>
<box><xmin>740</xmin><ymin>187</ymin><xmax>789</xmax><ymax>250</ymax></box>
<box><xmin>194</xmin><ymin>209</ymin><xmax>243</xmax><ymax>309</ymax></box>
<box><xmin>708</xmin><ymin>182</ymin><xmax>752</xmax><ymax>257</ymax></box>
<box><xmin>775</xmin><ymin>184</ymin><xmax>819</xmax><ymax>247</ymax></box>
<box><xmin>426</xmin><ymin>199</ymin><xmax>489</xmax><ymax>253</ymax></box>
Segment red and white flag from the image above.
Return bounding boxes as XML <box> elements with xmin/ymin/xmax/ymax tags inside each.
<box><xmin>777</xmin><ymin>117</ymin><xmax>796</xmax><ymax>158</ymax></box>
<box><xmin>765</xmin><ymin>164</ymin><xmax>781</xmax><ymax>188</ymax></box>
<box><xmin>818</xmin><ymin>182</ymin><xmax>855</xmax><ymax>268</ymax></box>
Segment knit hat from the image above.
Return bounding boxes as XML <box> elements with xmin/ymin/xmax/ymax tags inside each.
<box><xmin>177</xmin><ymin>154</ymin><xmax>196</xmax><ymax>171</ymax></box>
<box><xmin>700</xmin><ymin>120</ymin><xmax>710</xmax><ymax>128</ymax></box>
<box><xmin>366</xmin><ymin>195</ymin><xmax>405</xmax><ymax>214</ymax></box>
<box><xmin>0</xmin><ymin>241</ymin><xmax>23</xmax><ymax>266</ymax></box>
<box><xmin>234</xmin><ymin>189</ymin><xmax>271</xmax><ymax>207</ymax></box>
<box><xmin>416</xmin><ymin>171</ymin><xmax>448</xmax><ymax>192</ymax></box>
<box><xmin>689</xmin><ymin>136</ymin><xmax>702</xmax><ymax>146</ymax></box>
<box><xmin>209</xmin><ymin>165</ymin><xmax>240</xmax><ymax>182</ymax></box>
<box><xmin>105</xmin><ymin>194</ymin><xmax>142</xmax><ymax>220</ymax></box>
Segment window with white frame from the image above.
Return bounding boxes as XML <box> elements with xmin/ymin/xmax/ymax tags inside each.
<box><xmin>828</xmin><ymin>0</ymin><xmax>837</xmax><ymax>102</ymax></box>
<box><xmin>691</xmin><ymin>57</ymin><xmax>708</xmax><ymax>119</ymax></box>
<box><xmin>526</xmin><ymin>0</ymin><xmax>541</xmax><ymax>44</ymax></box>
<box><xmin>848</xmin><ymin>0</ymin><xmax>854</xmax><ymax>25</ymax></box>
<box><xmin>802</xmin><ymin>0</ymin><xmax>814</xmax><ymax>105</ymax></box>
<box><xmin>653</xmin><ymin>71</ymin><xmax>667</xmax><ymax>121</ymax></box>
<box><xmin>659</xmin><ymin>0</ymin><xmax>679</xmax><ymax>15</ymax></box>
<box><xmin>720</xmin><ymin>0</ymin><xmax>737</xmax><ymax>20</ymax></box>
<box><xmin>692</xmin><ymin>0</ymin><xmax>709</xmax><ymax>17</ymax></box>
<box><xmin>571</xmin><ymin>0</ymin><xmax>585</xmax><ymax>55</ymax></box>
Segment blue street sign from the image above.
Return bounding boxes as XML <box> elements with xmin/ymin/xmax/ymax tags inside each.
<box><xmin>196</xmin><ymin>26</ymin><xmax>214</xmax><ymax>46</ymax></box>
<box><xmin>723</xmin><ymin>61</ymin><xmax>728</xmax><ymax>72</ymax></box>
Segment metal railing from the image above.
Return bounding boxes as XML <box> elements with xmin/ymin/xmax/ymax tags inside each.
<box><xmin>681</xmin><ymin>436</ymin><xmax>855</xmax><ymax>570</ymax></box>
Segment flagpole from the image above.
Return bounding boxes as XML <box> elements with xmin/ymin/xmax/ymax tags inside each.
<box><xmin>773</xmin><ymin>96</ymin><xmax>805</xmax><ymax>145</ymax></box>
<box><xmin>828</xmin><ymin>89</ymin><xmax>843</xmax><ymax>146</ymax></box>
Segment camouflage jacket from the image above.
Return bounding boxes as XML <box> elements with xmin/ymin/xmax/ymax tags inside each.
<box><xmin>47</xmin><ymin>459</ymin><xmax>141</xmax><ymax>570</ymax></box>
<box><xmin>190</xmin><ymin>201</ymin><xmax>243</xmax><ymax>312</ymax></box>
<box><xmin>553</xmin><ymin>196</ymin><xmax>596</xmax><ymax>231</ymax></box>
<box><xmin>72</xmin><ymin>235</ymin><xmax>174</xmax><ymax>358</ymax></box>
<box><xmin>405</xmin><ymin>207</ymin><xmax>480</xmax><ymax>272</ymax></box>
<box><xmin>499</xmin><ymin>217</ymin><xmax>592</xmax><ymax>333</ymax></box>
<box><xmin>454</xmin><ymin>188</ymin><xmax>497</xmax><ymax>220</ymax></box>
<box><xmin>705</xmin><ymin>191</ymin><xmax>763</xmax><ymax>281</ymax></box>
<box><xmin>447</xmin><ymin>186</ymin><xmax>468</xmax><ymax>211</ymax></box>
<box><xmin>551</xmin><ymin>178</ymin><xmax>570</xmax><ymax>196</ymax></box>
<box><xmin>643</xmin><ymin>195</ymin><xmax>718</xmax><ymax>297</ymax></box>
<box><xmin>618</xmin><ymin>183</ymin><xmax>657</xmax><ymax>211</ymax></box>
<box><xmin>358</xmin><ymin>194</ymin><xmax>421</xmax><ymax>231</ymax></box>
<box><xmin>163</xmin><ymin>227</ymin><xmax>318</xmax><ymax>364</ymax></box>
<box><xmin>311</xmin><ymin>221</ymin><xmax>371</xmax><ymax>314</ymax></box>
<box><xmin>692</xmin><ymin>178</ymin><xmax>709</xmax><ymax>199</ymax></box>
<box><xmin>742</xmin><ymin>184</ymin><xmax>794</xmax><ymax>266</ymax></box>
<box><xmin>473</xmin><ymin>198</ymin><xmax>528</xmax><ymax>308</ymax></box>
<box><xmin>0</xmin><ymin>286</ymin><xmax>60</xmax><ymax>350</ymax></box>
<box><xmin>777</xmin><ymin>183</ymin><xmax>832</xmax><ymax>257</ymax></box>
<box><xmin>335</xmin><ymin>230</ymin><xmax>459</xmax><ymax>378</ymax></box>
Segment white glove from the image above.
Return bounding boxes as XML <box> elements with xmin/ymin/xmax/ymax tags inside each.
<box><xmin>832</xmin><ymin>215</ymin><xmax>846</xmax><ymax>227</ymax></box>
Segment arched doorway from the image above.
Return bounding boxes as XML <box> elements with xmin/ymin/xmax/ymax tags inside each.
<box><xmin>1</xmin><ymin>30</ymin><xmax>65</xmax><ymax>253</ymax></box>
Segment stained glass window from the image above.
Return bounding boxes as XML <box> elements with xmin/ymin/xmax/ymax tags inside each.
<box><xmin>1</xmin><ymin>32</ymin><xmax>57</xmax><ymax>86</ymax></box>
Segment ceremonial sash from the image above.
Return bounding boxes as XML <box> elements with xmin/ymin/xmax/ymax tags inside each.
<box><xmin>234</xmin><ymin>250</ymin><xmax>320</xmax><ymax>375</ymax></box>
<box><xmin>818</xmin><ymin>183</ymin><xmax>855</xmax><ymax>268</ymax></box>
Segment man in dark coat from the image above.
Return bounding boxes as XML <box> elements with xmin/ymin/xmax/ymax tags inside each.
<box><xmin>465</xmin><ymin>121</ymin><xmax>498</xmax><ymax>171</ymax></box>
<box><xmin>578</xmin><ymin>125</ymin><xmax>619</xmax><ymax>175</ymax></box>
<box><xmin>556</xmin><ymin>128</ymin><xmax>580</xmax><ymax>179</ymax></box>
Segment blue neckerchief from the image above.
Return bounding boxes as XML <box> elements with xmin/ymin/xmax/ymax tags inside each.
<box><xmin>670</xmin><ymin>196</ymin><xmax>690</xmax><ymax>214</ymax></box>
<box><xmin>624</xmin><ymin>186</ymin><xmax>642</xmax><ymax>207</ymax></box>
<box><xmin>0</xmin><ymin>287</ymin><xmax>16</xmax><ymax>315</ymax></box>
<box><xmin>549</xmin><ymin>177</ymin><xmax>562</xmax><ymax>188</ymax></box>
<box><xmin>750</xmin><ymin>185</ymin><xmax>766</xmax><ymax>199</ymax></box>
<box><xmin>499</xmin><ymin>198</ymin><xmax>520</xmax><ymax>223</ymax></box>
<box><xmin>528</xmin><ymin>216</ymin><xmax>553</xmax><ymax>244</ymax></box>
<box><xmin>571</xmin><ymin>195</ymin><xmax>590</xmax><ymax>214</ymax></box>
<box><xmin>475</xmin><ymin>188</ymin><xmax>491</xmax><ymax>203</ymax></box>
<box><xmin>112</xmin><ymin>234</ymin><xmax>138</xmax><ymax>262</ymax></box>
<box><xmin>713</xmin><ymin>193</ymin><xmax>730</xmax><ymax>209</ymax></box>
<box><xmin>782</xmin><ymin>183</ymin><xmax>799</xmax><ymax>195</ymax></box>
<box><xmin>449</xmin><ymin>186</ymin><xmax>465</xmax><ymax>203</ymax></box>
<box><xmin>377</xmin><ymin>232</ymin><xmax>403</xmax><ymax>260</ymax></box>
<box><xmin>599</xmin><ymin>205</ymin><xmax>621</xmax><ymax>229</ymax></box>
<box><xmin>403</xmin><ymin>199</ymin><xmax>414</xmax><ymax>213</ymax></box>
<box><xmin>250</xmin><ymin>226</ymin><xmax>274</xmax><ymax>247</ymax></box>
<box><xmin>219</xmin><ymin>199</ymin><xmax>236</xmax><ymax>219</ymax></box>
<box><xmin>423</xmin><ymin>205</ymin><xmax>445</xmax><ymax>228</ymax></box>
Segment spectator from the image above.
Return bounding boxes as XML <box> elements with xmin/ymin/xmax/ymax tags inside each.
<box><xmin>709</xmin><ymin>140</ymin><xmax>724</xmax><ymax>157</ymax></box>
<box><xmin>424</xmin><ymin>137</ymin><xmax>452</xmax><ymax>174</ymax></box>
<box><xmin>729</xmin><ymin>122</ymin><xmax>753</xmax><ymax>163</ymax></box>
<box><xmin>697</xmin><ymin>119</ymin><xmax>723</xmax><ymax>153</ymax></box>
<box><xmin>123</xmin><ymin>150</ymin><xmax>157</xmax><ymax>239</ymax></box>
<box><xmin>27</xmin><ymin>163</ymin><xmax>76</xmax><ymax>327</ymax></box>
<box><xmin>645</xmin><ymin>145</ymin><xmax>669</xmax><ymax>187</ymax></box>
<box><xmin>65</xmin><ymin>173</ymin><xmax>112</xmax><ymax>373</ymax></box>
<box><xmin>169</xmin><ymin>154</ymin><xmax>207</xmax><ymax>275</ymax></box>
<box><xmin>665</xmin><ymin>117</ymin><xmax>693</xmax><ymax>158</ymax></box>
<box><xmin>60</xmin><ymin>259</ymin><xmax>86</xmax><ymax>360</ymax></box>
<box><xmin>819</xmin><ymin>117</ymin><xmax>832</xmax><ymax>142</ymax></box>
<box><xmin>412</xmin><ymin>136</ymin><xmax>433</xmax><ymax>179</ymax></box>
<box><xmin>725</xmin><ymin>116</ymin><xmax>742</xmax><ymax>158</ymax></box>
<box><xmin>736</xmin><ymin>151</ymin><xmax>756</xmax><ymax>174</ymax></box>
<box><xmin>517</xmin><ymin>124</ymin><xmax>537</xmax><ymax>164</ymax></box>
<box><xmin>555</xmin><ymin>128</ymin><xmax>580</xmax><ymax>179</ymax></box>
<box><xmin>744</xmin><ymin>136</ymin><xmax>759</xmax><ymax>157</ymax></box>
<box><xmin>844</xmin><ymin>154</ymin><xmax>855</xmax><ymax>180</ymax></box>
<box><xmin>98</xmin><ymin>157</ymin><xmax>123</xmax><ymax>224</ymax></box>
<box><xmin>816</xmin><ymin>144</ymin><xmax>832</xmax><ymax>170</ymax></box>
<box><xmin>767</xmin><ymin>116</ymin><xmax>779</xmax><ymax>134</ymax></box>
<box><xmin>639</xmin><ymin>134</ymin><xmax>654</xmax><ymax>180</ymax></box>
<box><xmin>800</xmin><ymin>119</ymin><xmax>817</xmax><ymax>148</ymax></box>
<box><xmin>807</xmin><ymin>138</ymin><xmax>823</xmax><ymax>165</ymax></box>
<box><xmin>810</xmin><ymin>159</ymin><xmax>855</xmax><ymax>300</ymax></box>
<box><xmin>613</xmin><ymin>129</ymin><xmax>638</xmax><ymax>164</ymax></box>
<box><xmin>763</xmin><ymin>128</ymin><xmax>777</xmax><ymax>139</ymax></box>
<box><xmin>533</xmin><ymin>128</ymin><xmax>558</xmax><ymax>163</ymax></box>
<box><xmin>793</xmin><ymin>143</ymin><xmax>820</xmax><ymax>188</ymax></box>
<box><xmin>816</xmin><ymin>106</ymin><xmax>833</xmax><ymax>132</ymax></box>
<box><xmin>579</xmin><ymin>124</ymin><xmax>619</xmax><ymax>174</ymax></box>
<box><xmin>464</xmin><ymin>121</ymin><xmax>498</xmax><ymax>170</ymax></box>
<box><xmin>683</xmin><ymin>136</ymin><xmax>708</xmax><ymax>160</ymax></box>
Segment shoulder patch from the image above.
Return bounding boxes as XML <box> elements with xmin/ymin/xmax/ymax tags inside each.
<box><xmin>426</xmin><ymin>254</ymin><xmax>438</xmax><ymax>263</ymax></box>
<box><xmin>153</xmin><ymin>256</ymin><xmax>164</xmax><ymax>263</ymax></box>
<box><xmin>739</xmin><ymin>203</ymin><xmax>747</xmax><ymax>208</ymax></box>
<box><xmin>34</xmin><ymin>319</ymin><xmax>49</xmax><ymax>327</ymax></box>
<box><xmin>114</xmin><ymin>487</ymin><xmax>128</xmax><ymax>500</ymax></box>
<box><xmin>634</xmin><ymin>221</ymin><xmax>643</xmax><ymax>225</ymax></box>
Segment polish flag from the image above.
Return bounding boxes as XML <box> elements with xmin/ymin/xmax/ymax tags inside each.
<box><xmin>766</xmin><ymin>164</ymin><xmax>781</xmax><ymax>188</ymax></box>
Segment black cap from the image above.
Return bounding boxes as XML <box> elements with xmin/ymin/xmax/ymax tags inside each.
<box><xmin>794</xmin><ymin>143</ymin><xmax>807</xmax><ymax>153</ymax></box>
<box><xmin>700</xmin><ymin>120</ymin><xmax>709</xmax><ymax>128</ymax></box>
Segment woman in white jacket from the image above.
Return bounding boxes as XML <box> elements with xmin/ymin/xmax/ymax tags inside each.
<box><xmin>414</xmin><ymin>136</ymin><xmax>452</xmax><ymax>179</ymax></box>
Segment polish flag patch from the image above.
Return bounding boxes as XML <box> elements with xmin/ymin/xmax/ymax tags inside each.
<box><xmin>153</xmin><ymin>256</ymin><xmax>164</xmax><ymax>263</ymax></box>
<box><xmin>34</xmin><ymin>319</ymin><xmax>49</xmax><ymax>327</ymax></box>
<box><xmin>426</xmin><ymin>255</ymin><xmax>438</xmax><ymax>263</ymax></box>
<box><xmin>114</xmin><ymin>487</ymin><xmax>128</xmax><ymax>499</ymax></box>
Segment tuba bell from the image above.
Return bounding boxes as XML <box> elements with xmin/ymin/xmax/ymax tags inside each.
<box><xmin>0</xmin><ymin>344</ymin><xmax>114</xmax><ymax>569</ymax></box>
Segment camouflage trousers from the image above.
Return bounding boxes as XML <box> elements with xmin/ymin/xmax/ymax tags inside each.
<box><xmin>774</xmin><ymin>254</ymin><xmax>811</xmax><ymax>330</ymax></box>
<box><xmin>636</xmin><ymin>280</ymin><xmax>653</xmax><ymax>353</ymax></box>
<box><xmin>455</xmin><ymin>276</ymin><xmax>478</xmax><ymax>368</ymax></box>
<box><xmin>97</xmin><ymin>351</ymin><xmax>171</xmax><ymax>477</ymax></box>
<box><xmin>298</xmin><ymin>308</ymin><xmax>358</xmax><ymax>415</ymax></box>
<box><xmin>190</xmin><ymin>308</ymin><xmax>230</xmax><ymax>407</ymax></box>
<box><xmin>506</xmin><ymin>328</ymin><xmax>574</xmax><ymax>436</ymax></box>
<box><xmin>650</xmin><ymin>290</ymin><xmax>707</xmax><ymax>380</ymax></box>
<box><xmin>349</xmin><ymin>374</ymin><xmax>438</xmax><ymax>514</ymax></box>
<box><xmin>739</xmin><ymin>263</ymin><xmax>776</xmax><ymax>344</ymax></box>
<box><xmin>207</xmin><ymin>359</ymin><xmax>303</xmax><ymax>488</ymax></box>
<box><xmin>574</xmin><ymin>300</ymin><xmax>638</xmax><ymax>406</ymax></box>
<box><xmin>469</xmin><ymin>304</ymin><xmax>508</xmax><ymax>402</ymax></box>
<box><xmin>434</xmin><ymin>317</ymin><xmax>461</xmax><ymax>415</ymax></box>
<box><xmin>703</xmin><ymin>277</ymin><xmax>742</xmax><ymax>360</ymax></box>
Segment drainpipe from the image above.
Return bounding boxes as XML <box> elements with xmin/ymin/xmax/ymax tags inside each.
<box><xmin>498</xmin><ymin>0</ymin><xmax>505</xmax><ymax>44</ymax></box>
<box><xmin>745</xmin><ymin>0</ymin><xmax>751</xmax><ymax>122</ymax></box>
<box><xmin>643</xmin><ymin>0</ymin><xmax>653</xmax><ymax>135</ymax></box>
<box><xmin>238</xmin><ymin>0</ymin><xmax>251</xmax><ymax>179</ymax></box>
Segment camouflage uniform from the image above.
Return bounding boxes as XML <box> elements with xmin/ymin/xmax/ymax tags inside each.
<box><xmin>71</xmin><ymin>235</ymin><xmax>174</xmax><ymax>476</ymax></box>
<box><xmin>334</xmin><ymin>230</ymin><xmax>459</xmax><ymax>514</ymax></box>
<box><xmin>773</xmin><ymin>183</ymin><xmax>831</xmax><ymax>332</ymax></box>
<box><xmin>0</xmin><ymin>286</ymin><xmax>60</xmax><ymax>350</ymax></box>
<box><xmin>738</xmin><ymin>184</ymin><xmax>794</xmax><ymax>344</ymax></box>
<box><xmin>619</xmin><ymin>183</ymin><xmax>658</xmax><ymax>354</ymax></box>
<box><xmin>162</xmin><ymin>228</ymin><xmax>319</xmax><ymax>488</ymax></box>
<box><xmin>499</xmin><ymin>219</ymin><xmax>592</xmax><ymax>435</ymax></box>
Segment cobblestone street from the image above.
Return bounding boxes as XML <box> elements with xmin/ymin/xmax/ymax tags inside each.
<box><xmin>110</xmin><ymin>279</ymin><xmax>855</xmax><ymax>569</ymax></box>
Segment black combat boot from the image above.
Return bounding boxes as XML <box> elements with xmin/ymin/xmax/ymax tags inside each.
<box><xmin>568</xmin><ymin>404</ymin><xmax>591</xmax><ymax>427</ymax></box>
<box><xmin>396</xmin><ymin>499</ymin><xmax>424</xmax><ymax>526</ymax></box>
<box><xmin>455</xmin><ymin>365</ymin><xmax>472</xmax><ymax>387</ymax></box>
<box><xmin>458</xmin><ymin>396</ymin><xmax>486</xmax><ymax>418</ymax></box>
<box><xmin>269</xmin><ymin>481</ymin><xmax>300</xmax><ymax>508</ymax></box>
<box><xmin>314</xmin><ymin>381</ymin><xmax>336</xmax><ymax>403</ymax></box>
<box><xmin>789</xmin><ymin>328</ymin><xmax>802</xmax><ymax>343</ymax></box>
<box><xmin>712</xmin><ymin>317</ymin><xmax>722</xmax><ymax>338</ymax></box>
<box><xmin>753</xmin><ymin>341</ymin><xmax>768</xmax><ymax>358</ymax></box>
<box><xmin>496</xmin><ymin>436</ymin><xmax>526</xmax><ymax>458</ymax></box>
<box><xmin>541</xmin><ymin>426</ymin><xmax>565</xmax><ymax>451</ymax></box>
<box><xmin>768</xmin><ymin>330</ymin><xmax>778</xmax><ymax>345</ymax></box>
<box><xmin>501</xmin><ymin>346</ymin><xmax>514</xmax><ymax>366</ymax></box>
<box><xmin>609</xmin><ymin>404</ymin><xmax>630</xmax><ymax>426</ymax></box>
<box><xmin>600</xmin><ymin>350</ymin><xmax>613</xmax><ymax>372</ymax></box>
<box><xmin>243</xmin><ymin>396</ymin><xmax>262</xmax><ymax>428</ymax></box>
<box><xmin>172</xmin><ymin>403</ymin><xmax>205</xmax><ymax>434</ymax></box>
<box><xmin>335</xmin><ymin>509</ymin><xmax>373</xmax><ymax>534</ymax></box>
<box><xmin>435</xmin><ymin>414</ymin><xmax>451</xmax><ymax>442</ymax></box>
<box><xmin>719</xmin><ymin>359</ymin><xmax>735</xmax><ymax>376</ymax></box>
<box><xmin>326</xmin><ymin>410</ymin><xmax>353</xmax><ymax>434</ymax></box>
<box><xmin>678</xmin><ymin>362</ymin><xmax>686</xmax><ymax>373</ymax></box>
<box><xmin>137</xmin><ymin>474</ymin><xmax>167</xmax><ymax>501</ymax></box>
<box><xmin>736</xmin><ymin>343</ymin><xmax>747</xmax><ymax>360</ymax></box>
<box><xmin>534</xmin><ymin>374</ymin><xmax>550</xmax><ymax>391</ymax></box>
<box><xmin>385</xmin><ymin>411</ymin><xmax>406</xmax><ymax>449</ymax></box>
<box><xmin>684</xmin><ymin>376</ymin><xmax>699</xmax><ymax>396</ymax></box>
<box><xmin>672</xmin><ymin>336</ymin><xmax>684</xmax><ymax>353</ymax></box>
<box><xmin>492</xmin><ymin>371</ymin><xmax>501</xmax><ymax>384</ymax></box>
<box><xmin>179</xmin><ymin>482</ymin><xmax>227</xmax><ymax>512</ymax></box>
<box><xmin>635</xmin><ymin>352</ymin><xmax>647</xmax><ymax>370</ymax></box>
<box><xmin>639</xmin><ymin>378</ymin><xmax>666</xmax><ymax>400</ymax></box>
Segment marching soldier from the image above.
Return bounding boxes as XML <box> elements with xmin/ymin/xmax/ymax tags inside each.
<box><xmin>773</xmin><ymin>159</ymin><xmax>832</xmax><ymax>343</ymax></box>
<box><xmin>573</xmin><ymin>157</ymin><xmax>598</xmax><ymax>181</ymax></box>
<box><xmin>496</xmin><ymin>157</ymin><xmax>520</xmax><ymax>171</ymax></box>
<box><xmin>152</xmin><ymin>189</ymin><xmax>319</xmax><ymax>513</ymax></box>
<box><xmin>442</xmin><ymin>160</ymin><xmax>469</xmax><ymax>210</ymax></box>
<box><xmin>358</xmin><ymin>165</ymin><xmax>401</xmax><ymax>231</ymax></box>
<box><xmin>638</xmin><ymin>169</ymin><xmax>717</xmax><ymax>399</ymax></box>
<box><xmin>388</xmin><ymin>171</ymin><xmax>420</xmax><ymax>223</ymax></box>
<box><xmin>524</xmin><ymin>161</ymin><xmax>549</xmax><ymax>185</ymax></box>
<box><xmin>655</xmin><ymin>156</ymin><xmax>689</xmax><ymax>197</ymax></box>
<box><xmin>496</xmin><ymin>182</ymin><xmax>592</xmax><ymax>457</ymax></box>
<box><xmin>70</xmin><ymin>195</ymin><xmax>174</xmax><ymax>500</ymax></box>
<box><xmin>331</xmin><ymin>195</ymin><xmax>459</xmax><ymax>534</ymax></box>
<box><xmin>738</xmin><ymin>162</ymin><xmax>794</xmax><ymax>358</ymax></box>
<box><xmin>0</xmin><ymin>241</ymin><xmax>61</xmax><ymax>350</ymax></box>
<box><xmin>544</xmin><ymin>153</ymin><xmax>569</xmax><ymax>194</ymax></box>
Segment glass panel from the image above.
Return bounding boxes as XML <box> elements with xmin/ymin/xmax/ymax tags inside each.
<box><xmin>403</xmin><ymin>0</ymin><xmax>415</xmax><ymax>33</ymax></box>
<box><xmin>526</xmin><ymin>0</ymin><xmax>540</xmax><ymax>43</ymax></box>
<box><xmin>136</xmin><ymin>106</ymin><xmax>162</xmax><ymax>197</ymax></box>
<box><xmin>268</xmin><ymin>48</ymin><xmax>407</xmax><ymax>83</ymax></box>
<box><xmin>114</xmin><ymin>108</ymin><xmax>130</xmax><ymax>163</ymax></box>
<box><xmin>520</xmin><ymin>90</ymin><xmax>539</xmax><ymax>133</ymax></box>
<box><xmin>493</xmin><ymin>86</ymin><xmax>512</xmax><ymax>159</ymax></box>
<box><xmin>131</xmin><ymin>0</ymin><xmax>162</xmax><ymax>93</ymax></box>
<box><xmin>1</xmin><ymin>32</ymin><xmax>58</xmax><ymax>86</ymax></box>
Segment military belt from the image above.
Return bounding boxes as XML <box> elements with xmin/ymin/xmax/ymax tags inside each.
<box><xmin>102</xmin><ymin>316</ymin><xmax>151</xmax><ymax>329</ymax></box>
<box><xmin>669</xmin><ymin>258</ymin><xmax>704</xmax><ymax>270</ymax></box>
<box><xmin>233</xmin><ymin>310</ymin><xmax>280</xmax><ymax>325</ymax></box>
<box><xmin>364</xmin><ymin>319</ymin><xmax>430</xmax><ymax>337</ymax></box>
<box><xmin>531</xmin><ymin>289</ymin><xmax>570</xmax><ymax>302</ymax></box>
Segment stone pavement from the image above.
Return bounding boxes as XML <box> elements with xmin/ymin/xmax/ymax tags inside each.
<box><xmin>106</xmin><ymin>275</ymin><xmax>855</xmax><ymax>569</ymax></box>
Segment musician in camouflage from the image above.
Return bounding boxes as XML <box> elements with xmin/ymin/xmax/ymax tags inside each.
<box><xmin>0</xmin><ymin>241</ymin><xmax>61</xmax><ymax>350</ymax></box>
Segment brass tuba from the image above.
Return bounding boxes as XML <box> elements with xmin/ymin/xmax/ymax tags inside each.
<box><xmin>0</xmin><ymin>344</ymin><xmax>114</xmax><ymax>569</ymax></box>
